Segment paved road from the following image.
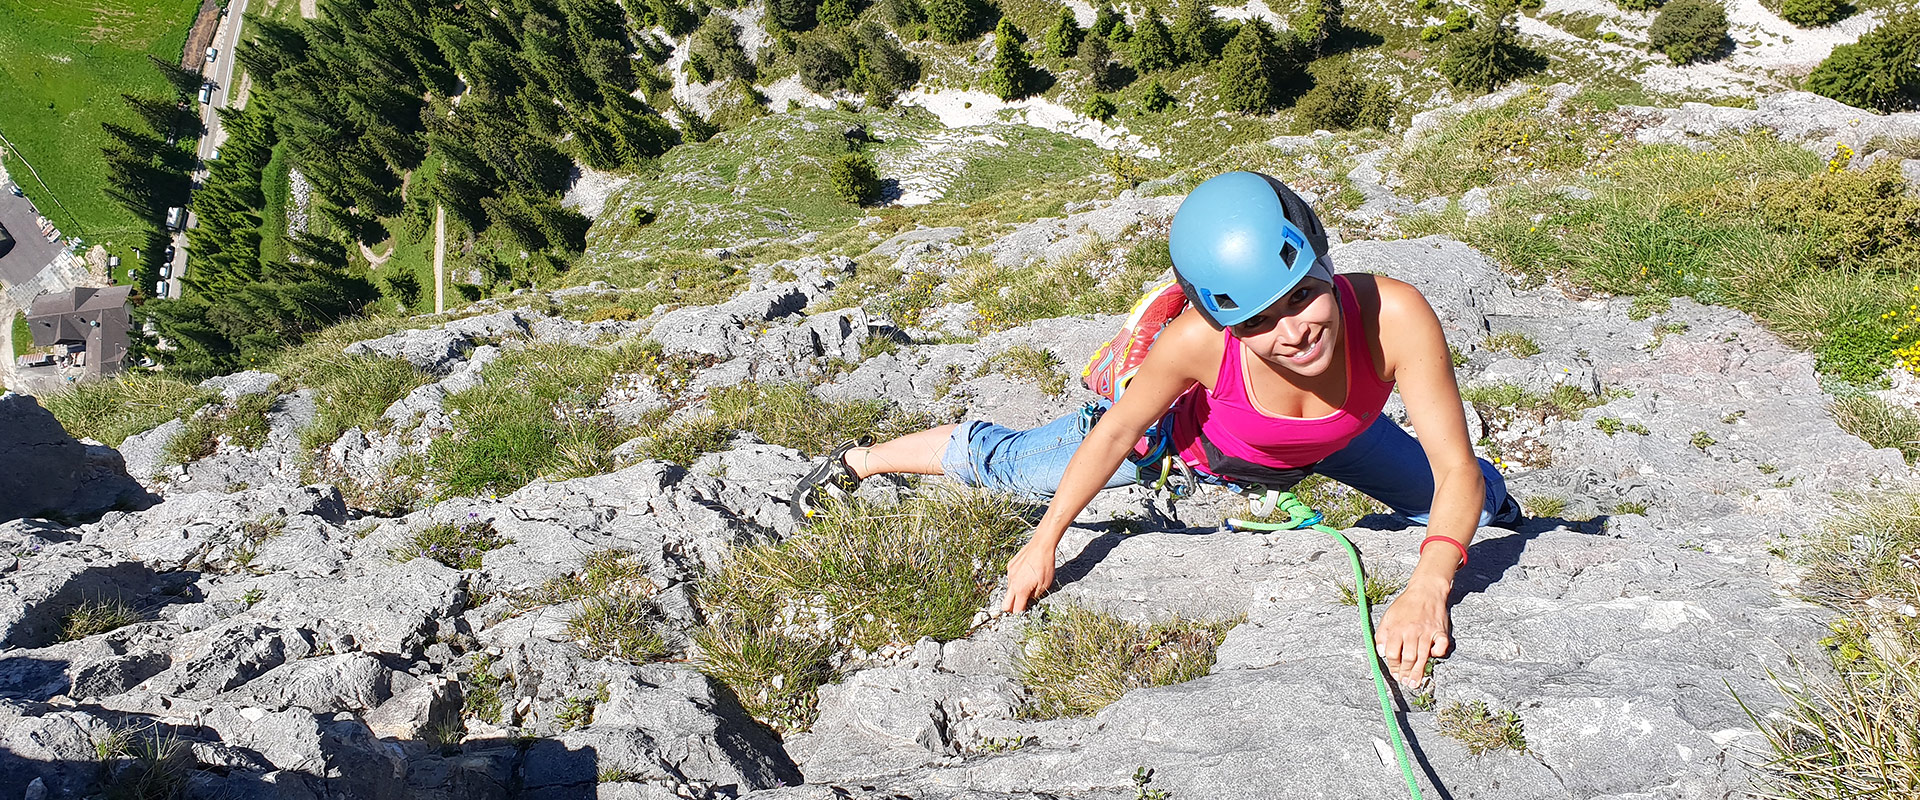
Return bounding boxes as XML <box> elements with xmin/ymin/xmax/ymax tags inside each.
<box><xmin>166</xmin><ymin>0</ymin><xmax>250</xmax><ymax>300</ymax></box>
<box><xmin>0</xmin><ymin>189</ymin><xmax>63</xmax><ymax>290</ymax></box>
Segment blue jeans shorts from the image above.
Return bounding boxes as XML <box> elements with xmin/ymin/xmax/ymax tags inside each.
<box><xmin>940</xmin><ymin>403</ymin><xmax>1517</xmax><ymax>526</ymax></box>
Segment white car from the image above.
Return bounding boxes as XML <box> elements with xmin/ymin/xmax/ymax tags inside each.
<box><xmin>159</xmin><ymin>265</ymin><xmax>170</xmax><ymax>279</ymax></box>
<box><xmin>206</xmin><ymin>46</ymin><xmax>218</xmax><ymax>63</ymax></box>
<box><xmin>156</xmin><ymin>280</ymin><xmax>168</xmax><ymax>297</ymax></box>
<box><xmin>198</xmin><ymin>82</ymin><xmax>213</xmax><ymax>104</ymax></box>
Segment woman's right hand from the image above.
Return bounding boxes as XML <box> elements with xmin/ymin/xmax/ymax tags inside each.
<box><xmin>1002</xmin><ymin>540</ymin><xmax>1057</xmax><ymax>613</ymax></box>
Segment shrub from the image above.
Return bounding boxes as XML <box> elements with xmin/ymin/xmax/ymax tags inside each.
<box><xmin>394</xmin><ymin>519</ymin><xmax>511</xmax><ymax>570</ymax></box>
<box><xmin>827</xmin><ymin>152</ymin><xmax>881</xmax><ymax>204</ymax></box>
<box><xmin>1758</xmin><ymin>160</ymin><xmax>1920</xmax><ymax>264</ymax></box>
<box><xmin>697</xmin><ymin>490</ymin><xmax>1031</xmax><ymax>732</ymax></box>
<box><xmin>1616</xmin><ymin>0</ymin><xmax>1663</xmax><ymax>10</ymax></box>
<box><xmin>1648</xmin><ymin>0</ymin><xmax>1728</xmax><ymax>64</ymax></box>
<box><xmin>1294</xmin><ymin>61</ymin><xmax>1395</xmax><ymax>131</ymax></box>
<box><xmin>1092</xmin><ymin>0</ymin><xmax>1126</xmax><ymax>39</ymax></box>
<box><xmin>1779</xmin><ymin>0</ymin><xmax>1845</xmax><ymax>26</ymax></box>
<box><xmin>694</xmin><ymin>17</ymin><xmax>757</xmax><ymax>83</ymax></box>
<box><xmin>1082</xmin><ymin>93</ymin><xmax>1118</xmax><ymax>121</ymax></box>
<box><xmin>1808</xmin><ymin>18</ymin><xmax>1920</xmax><ymax>113</ymax></box>
<box><xmin>768</xmin><ymin>0</ymin><xmax>819</xmax><ymax>31</ymax></box>
<box><xmin>1045</xmin><ymin>6</ymin><xmax>1085</xmax><ymax>56</ymax></box>
<box><xmin>1141</xmin><ymin>80</ymin><xmax>1175</xmax><ymax>111</ymax></box>
<box><xmin>984</xmin><ymin>19</ymin><xmax>1040</xmax><ymax>100</ymax></box>
<box><xmin>1018</xmin><ymin>603</ymin><xmax>1240</xmax><ymax>718</ymax></box>
<box><xmin>1217</xmin><ymin>19</ymin><xmax>1282</xmax><ymax>113</ymax></box>
<box><xmin>1439</xmin><ymin>14</ymin><xmax>1542</xmax><ymax>93</ymax></box>
<box><xmin>878</xmin><ymin>0</ymin><xmax>924</xmax><ymax>31</ymax></box>
<box><xmin>1131</xmin><ymin>5</ymin><xmax>1176</xmax><ymax>71</ymax></box>
<box><xmin>923</xmin><ymin>0</ymin><xmax>980</xmax><ymax>43</ymax></box>
<box><xmin>851</xmin><ymin>23</ymin><xmax>922</xmax><ymax>101</ymax></box>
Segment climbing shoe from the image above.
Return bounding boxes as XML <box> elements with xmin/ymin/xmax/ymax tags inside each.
<box><xmin>790</xmin><ymin>437</ymin><xmax>872</xmax><ymax>523</ymax></box>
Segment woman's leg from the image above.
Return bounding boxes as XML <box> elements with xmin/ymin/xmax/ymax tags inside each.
<box><xmin>1310</xmin><ymin>415</ymin><xmax>1519</xmax><ymax>526</ymax></box>
<box><xmin>846</xmin><ymin>424</ymin><xmax>957</xmax><ymax>479</ymax></box>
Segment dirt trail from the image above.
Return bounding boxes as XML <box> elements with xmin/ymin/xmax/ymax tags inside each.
<box><xmin>180</xmin><ymin>0</ymin><xmax>219</xmax><ymax>72</ymax></box>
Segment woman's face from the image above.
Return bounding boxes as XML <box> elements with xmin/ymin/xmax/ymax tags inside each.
<box><xmin>1229</xmin><ymin>277</ymin><xmax>1341</xmax><ymax>377</ymax></box>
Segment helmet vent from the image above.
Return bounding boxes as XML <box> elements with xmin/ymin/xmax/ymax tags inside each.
<box><xmin>1213</xmin><ymin>293</ymin><xmax>1238</xmax><ymax>310</ymax></box>
<box><xmin>1280</xmin><ymin>241</ymin><xmax>1299</xmax><ymax>266</ymax></box>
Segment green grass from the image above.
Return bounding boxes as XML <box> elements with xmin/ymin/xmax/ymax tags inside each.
<box><xmin>940</xmin><ymin>231</ymin><xmax>1175</xmax><ymax>334</ymax></box>
<box><xmin>39</xmin><ymin>373</ymin><xmax>213</xmax><ymax>446</ymax></box>
<box><xmin>1408</xmin><ymin>128</ymin><xmax>1920</xmax><ymax>383</ymax></box>
<box><xmin>695</xmin><ymin>489</ymin><xmax>1031</xmax><ymax>733</ymax></box>
<box><xmin>428</xmin><ymin>342</ymin><xmax>680</xmax><ymax>497</ymax></box>
<box><xmin>978</xmin><ymin>344</ymin><xmax>1068</xmax><ymax>396</ymax></box>
<box><xmin>290</xmin><ymin>350</ymin><xmax>433</xmax><ymax>452</ymax></box>
<box><xmin>1461</xmin><ymin>382</ymin><xmax>1602</xmax><ymax>421</ymax></box>
<box><xmin>160</xmin><ymin>390</ymin><xmax>276</xmax><ymax>466</ymax></box>
<box><xmin>1017</xmin><ymin>603</ymin><xmax>1240</xmax><ymax>719</ymax></box>
<box><xmin>1285</xmin><ymin>473</ymin><xmax>1391</xmax><ymax>529</ymax></box>
<box><xmin>1746</xmin><ymin>490</ymin><xmax>1920</xmax><ymax>799</ymax></box>
<box><xmin>11</xmin><ymin>311</ymin><xmax>30</xmax><ymax>360</ymax></box>
<box><xmin>1485</xmin><ymin>331</ymin><xmax>1542</xmax><ymax>358</ymax></box>
<box><xmin>0</xmin><ymin>0</ymin><xmax>202</xmax><ymax>242</ymax></box>
<box><xmin>637</xmin><ymin>381</ymin><xmax>935</xmax><ymax>465</ymax></box>
<box><xmin>257</xmin><ymin>141</ymin><xmax>293</xmax><ymax>265</ymax></box>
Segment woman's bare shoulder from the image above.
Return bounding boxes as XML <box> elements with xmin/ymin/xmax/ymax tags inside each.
<box><xmin>1152</xmin><ymin>308</ymin><xmax>1224</xmax><ymax>382</ymax></box>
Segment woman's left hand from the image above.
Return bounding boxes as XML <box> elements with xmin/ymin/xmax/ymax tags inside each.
<box><xmin>1376</xmin><ymin>577</ymin><xmax>1452</xmax><ymax>686</ymax></box>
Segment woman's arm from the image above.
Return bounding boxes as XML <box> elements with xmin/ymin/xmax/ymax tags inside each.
<box><xmin>1372</xmin><ymin>276</ymin><xmax>1484</xmax><ymax>685</ymax></box>
<box><xmin>1002</xmin><ymin>311</ymin><xmax>1213</xmax><ymax>612</ymax></box>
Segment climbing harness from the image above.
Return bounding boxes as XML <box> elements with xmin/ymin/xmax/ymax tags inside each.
<box><xmin>1224</xmin><ymin>491</ymin><xmax>1429</xmax><ymax>800</ymax></box>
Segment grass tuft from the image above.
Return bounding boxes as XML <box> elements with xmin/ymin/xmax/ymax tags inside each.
<box><xmin>61</xmin><ymin>597</ymin><xmax>141</xmax><ymax>641</ymax></box>
<box><xmin>1485</xmin><ymin>331</ymin><xmax>1542</xmax><ymax>358</ymax></box>
<box><xmin>1438</xmin><ymin>700</ymin><xmax>1529</xmax><ymax>755</ymax></box>
<box><xmin>1747</xmin><ymin>490</ymin><xmax>1920</xmax><ymax>799</ymax></box>
<box><xmin>392</xmin><ymin>519</ymin><xmax>511</xmax><ymax>570</ymax></box>
<box><xmin>40</xmin><ymin>374</ymin><xmax>213</xmax><ymax>447</ymax></box>
<box><xmin>980</xmin><ymin>344</ymin><xmax>1068</xmax><ymax>396</ymax></box>
<box><xmin>1831</xmin><ymin>395</ymin><xmax>1920</xmax><ymax>464</ymax></box>
<box><xmin>292</xmin><ymin>351</ymin><xmax>433</xmax><ymax>452</ymax></box>
<box><xmin>1018</xmin><ymin>603</ymin><xmax>1240</xmax><ymax>719</ymax></box>
<box><xmin>639</xmin><ymin>382</ymin><xmax>934</xmax><ymax>465</ymax></box>
<box><xmin>696</xmin><ymin>489</ymin><xmax>1031</xmax><ymax>732</ymax></box>
<box><xmin>562</xmin><ymin>553</ymin><xmax>668</xmax><ymax>664</ymax></box>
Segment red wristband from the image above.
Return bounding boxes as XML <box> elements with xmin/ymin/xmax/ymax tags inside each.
<box><xmin>1420</xmin><ymin>535</ymin><xmax>1468</xmax><ymax>566</ymax></box>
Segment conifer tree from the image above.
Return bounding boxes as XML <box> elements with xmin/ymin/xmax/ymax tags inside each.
<box><xmin>1091</xmin><ymin>0</ymin><xmax>1125</xmax><ymax>38</ymax></box>
<box><xmin>1132</xmin><ymin>5</ymin><xmax>1175</xmax><ymax>70</ymax></box>
<box><xmin>1045</xmin><ymin>6</ymin><xmax>1085</xmax><ymax>57</ymax></box>
<box><xmin>1081</xmin><ymin>32</ymin><xmax>1119</xmax><ymax>91</ymax></box>
<box><xmin>817</xmin><ymin>0</ymin><xmax>857</xmax><ymax>28</ymax></box>
<box><xmin>924</xmin><ymin>0</ymin><xmax>980</xmax><ymax>42</ymax></box>
<box><xmin>1806</xmin><ymin>14</ymin><xmax>1920</xmax><ymax>111</ymax></box>
<box><xmin>148</xmin><ymin>54</ymin><xmax>204</xmax><ymax>98</ymax></box>
<box><xmin>1290</xmin><ymin>0</ymin><xmax>1341</xmax><ymax>54</ymax></box>
<box><xmin>1217</xmin><ymin>18</ymin><xmax>1278</xmax><ymax>113</ymax></box>
<box><xmin>1438</xmin><ymin>13</ymin><xmax>1539</xmax><ymax>93</ymax></box>
<box><xmin>984</xmin><ymin>18</ymin><xmax>1038</xmax><ymax>99</ymax></box>
<box><xmin>1171</xmin><ymin>0</ymin><xmax>1222</xmax><ymax>63</ymax></box>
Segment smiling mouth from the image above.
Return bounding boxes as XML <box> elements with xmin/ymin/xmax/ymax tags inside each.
<box><xmin>1284</xmin><ymin>335</ymin><xmax>1322</xmax><ymax>364</ymax></box>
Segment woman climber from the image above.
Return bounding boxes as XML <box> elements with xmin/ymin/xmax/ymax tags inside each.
<box><xmin>790</xmin><ymin>171</ymin><xmax>1521</xmax><ymax>686</ymax></box>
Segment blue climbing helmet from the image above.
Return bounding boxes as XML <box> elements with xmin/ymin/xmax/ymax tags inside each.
<box><xmin>1169</xmin><ymin>171</ymin><xmax>1333</xmax><ymax>329</ymax></box>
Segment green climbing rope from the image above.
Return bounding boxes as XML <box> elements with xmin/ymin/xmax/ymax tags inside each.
<box><xmin>1225</xmin><ymin>491</ymin><xmax>1427</xmax><ymax>800</ymax></box>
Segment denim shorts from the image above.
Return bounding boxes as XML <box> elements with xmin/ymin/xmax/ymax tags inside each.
<box><xmin>940</xmin><ymin>404</ymin><xmax>1517</xmax><ymax>526</ymax></box>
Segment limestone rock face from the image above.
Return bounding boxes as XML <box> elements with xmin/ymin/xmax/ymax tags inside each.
<box><xmin>0</xmin><ymin>392</ymin><xmax>153</xmax><ymax>523</ymax></box>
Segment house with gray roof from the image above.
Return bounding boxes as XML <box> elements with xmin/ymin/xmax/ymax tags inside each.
<box><xmin>26</xmin><ymin>286</ymin><xmax>133</xmax><ymax>378</ymax></box>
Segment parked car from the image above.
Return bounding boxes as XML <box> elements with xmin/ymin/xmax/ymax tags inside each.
<box><xmin>165</xmin><ymin>206</ymin><xmax>184</xmax><ymax>230</ymax></box>
<box><xmin>5</xmin><ymin>182</ymin><xmax>21</xmax><ymax>197</ymax></box>
<box><xmin>198</xmin><ymin>82</ymin><xmax>212</xmax><ymax>104</ymax></box>
<box><xmin>156</xmin><ymin>281</ymin><xmax>168</xmax><ymax>297</ymax></box>
<box><xmin>206</xmin><ymin>46</ymin><xmax>218</xmax><ymax>63</ymax></box>
<box><xmin>0</xmin><ymin>222</ymin><xmax>12</xmax><ymax>258</ymax></box>
<box><xmin>163</xmin><ymin>244</ymin><xmax>176</xmax><ymax>263</ymax></box>
<box><xmin>159</xmin><ymin>265</ymin><xmax>170</xmax><ymax>279</ymax></box>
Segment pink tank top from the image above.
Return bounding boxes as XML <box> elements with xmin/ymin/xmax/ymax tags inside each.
<box><xmin>1169</xmin><ymin>275</ymin><xmax>1396</xmax><ymax>481</ymax></box>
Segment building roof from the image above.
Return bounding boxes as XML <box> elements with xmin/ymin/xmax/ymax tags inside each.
<box><xmin>25</xmin><ymin>286</ymin><xmax>133</xmax><ymax>378</ymax></box>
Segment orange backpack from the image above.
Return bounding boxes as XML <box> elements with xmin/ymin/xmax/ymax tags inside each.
<box><xmin>1081</xmin><ymin>281</ymin><xmax>1189</xmax><ymax>402</ymax></box>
